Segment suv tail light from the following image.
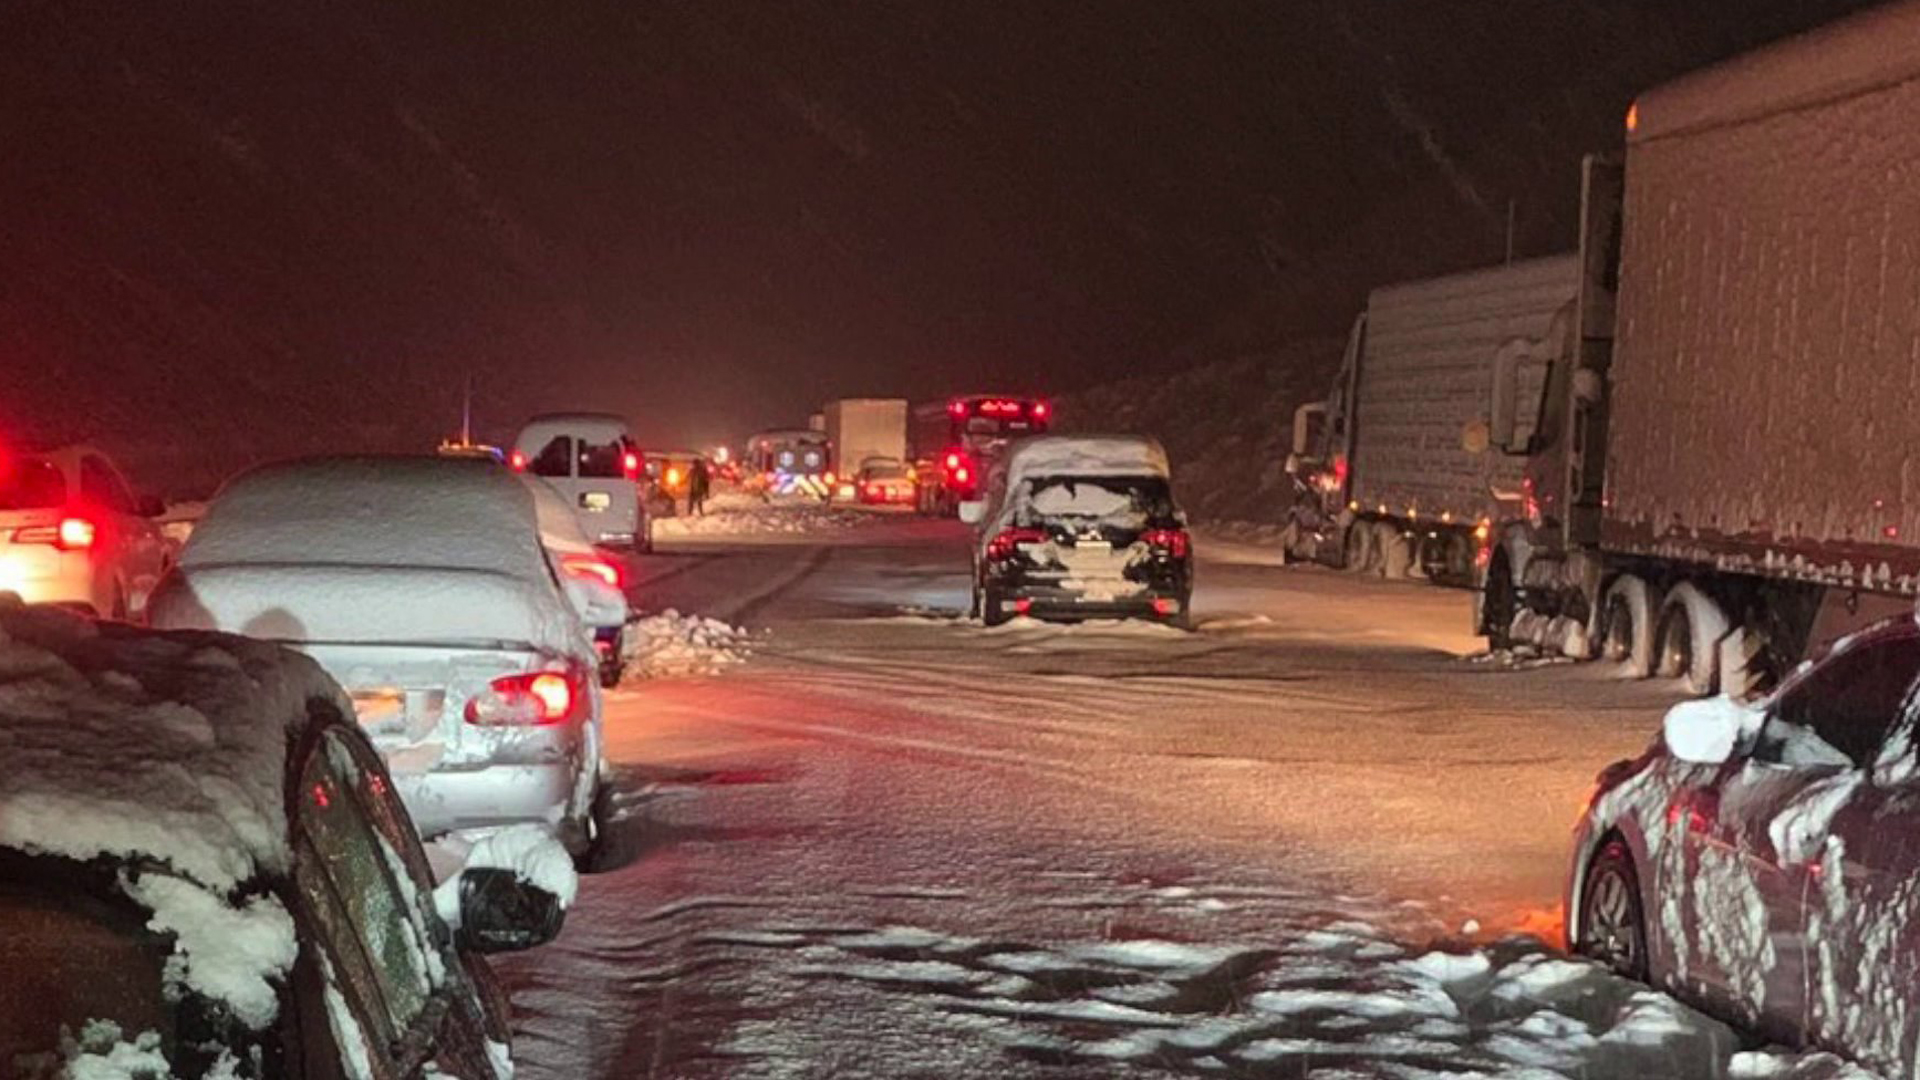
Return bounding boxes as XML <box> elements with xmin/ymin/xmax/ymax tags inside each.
<box><xmin>987</xmin><ymin>526</ymin><xmax>1048</xmax><ymax>562</ymax></box>
<box><xmin>1141</xmin><ymin>528</ymin><xmax>1190</xmax><ymax>559</ymax></box>
<box><xmin>465</xmin><ymin>669</ymin><xmax>579</xmax><ymax>726</ymax></box>
<box><xmin>561</xmin><ymin>554</ymin><xmax>623</xmax><ymax>589</ymax></box>
<box><xmin>15</xmin><ymin>516</ymin><xmax>97</xmax><ymax>551</ymax></box>
<box><xmin>622</xmin><ymin>451</ymin><xmax>641</xmax><ymax>479</ymax></box>
<box><xmin>508</xmin><ymin>451</ymin><xmax>528</xmax><ymax>473</ymax></box>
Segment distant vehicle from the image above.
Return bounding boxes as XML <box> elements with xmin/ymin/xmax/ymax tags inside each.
<box><xmin>437</xmin><ymin>436</ymin><xmax>505</xmax><ymax>463</ymax></box>
<box><xmin>0</xmin><ymin>602</ymin><xmax>569</xmax><ymax>1079</ymax></box>
<box><xmin>509</xmin><ymin>413</ymin><xmax>649</xmax><ymax>552</ymax></box>
<box><xmin>961</xmin><ymin>435</ymin><xmax>1191</xmax><ymax>627</ymax></box>
<box><xmin>823</xmin><ymin>399</ymin><xmax>908</xmax><ymax>495</ymax></box>
<box><xmin>1570</xmin><ymin>615</ymin><xmax>1920</xmax><ymax>1077</ymax></box>
<box><xmin>854</xmin><ymin>457</ymin><xmax>917</xmax><ymax>506</ymax></box>
<box><xmin>642</xmin><ymin>449</ymin><xmax>707</xmax><ymax>512</ymax></box>
<box><xmin>910</xmin><ymin>395</ymin><xmax>1051</xmax><ymax>515</ymax></box>
<box><xmin>150</xmin><ymin>456</ymin><xmax>609</xmax><ymax>860</ymax></box>
<box><xmin>746</xmin><ymin>428</ymin><xmax>833</xmax><ymax>500</ymax></box>
<box><xmin>1478</xmin><ymin>6</ymin><xmax>1920</xmax><ymax>690</ymax></box>
<box><xmin>1284</xmin><ymin>256</ymin><xmax>1577</xmax><ymax>587</ymax></box>
<box><xmin>0</xmin><ymin>444</ymin><xmax>169</xmax><ymax>619</ymax></box>
<box><xmin>524</xmin><ymin>476</ymin><xmax>631</xmax><ymax>687</ymax></box>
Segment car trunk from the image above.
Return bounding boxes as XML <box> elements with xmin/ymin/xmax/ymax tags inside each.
<box><xmin>297</xmin><ymin>641</ymin><xmax>546</xmax><ymax>774</ymax></box>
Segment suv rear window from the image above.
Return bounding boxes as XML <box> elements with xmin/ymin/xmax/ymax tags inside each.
<box><xmin>1024</xmin><ymin>476</ymin><xmax>1174</xmax><ymax>522</ymax></box>
<box><xmin>0</xmin><ymin>460</ymin><xmax>66</xmax><ymax>511</ymax></box>
<box><xmin>577</xmin><ymin>438</ymin><xmax>632</xmax><ymax>479</ymax></box>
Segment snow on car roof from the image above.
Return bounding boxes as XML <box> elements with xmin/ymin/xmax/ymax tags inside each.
<box><xmin>181</xmin><ymin>455</ymin><xmax>549</xmax><ymax>582</ymax></box>
<box><xmin>1006</xmin><ymin>436</ymin><xmax>1170</xmax><ymax>487</ymax></box>
<box><xmin>0</xmin><ymin>601</ymin><xmax>346</xmax><ymax>893</ymax></box>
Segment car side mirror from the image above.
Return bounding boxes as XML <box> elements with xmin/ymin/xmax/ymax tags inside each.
<box><xmin>1663</xmin><ymin>697</ymin><xmax>1761</xmax><ymax>765</ymax></box>
<box><xmin>453</xmin><ymin>868</ymin><xmax>565</xmax><ymax>954</ymax></box>
<box><xmin>138</xmin><ymin>495</ymin><xmax>166</xmax><ymax>518</ymax></box>
<box><xmin>957</xmin><ymin>500</ymin><xmax>985</xmax><ymax>526</ymax></box>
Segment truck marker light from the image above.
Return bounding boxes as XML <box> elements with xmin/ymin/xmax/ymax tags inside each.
<box><xmin>1625</xmin><ymin>102</ymin><xmax>1638</xmax><ymax>133</ymax></box>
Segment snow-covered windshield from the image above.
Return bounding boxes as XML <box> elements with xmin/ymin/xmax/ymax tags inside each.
<box><xmin>0</xmin><ymin>459</ymin><xmax>65</xmax><ymax>512</ymax></box>
<box><xmin>1021</xmin><ymin>475</ymin><xmax>1174</xmax><ymax>526</ymax></box>
<box><xmin>0</xmin><ymin>871</ymin><xmax>177</xmax><ymax>1073</ymax></box>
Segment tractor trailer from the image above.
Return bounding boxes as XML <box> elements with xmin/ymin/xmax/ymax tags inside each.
<box><xmin>1481</xmin><ymin>3</ymin><xmax>1920</xmax><ymax>694</ymax></box>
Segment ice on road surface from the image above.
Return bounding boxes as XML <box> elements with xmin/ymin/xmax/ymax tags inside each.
<box><xmin>499</xmin><ymin>504</ymin><xmax>1874</xmax><ymax>1078</ymax></box>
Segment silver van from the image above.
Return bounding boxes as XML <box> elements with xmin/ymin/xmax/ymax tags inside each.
<box><xmin>511</xmin><ymin>412</ymin><xmax>651</xmax><ymax>551</ymax></box>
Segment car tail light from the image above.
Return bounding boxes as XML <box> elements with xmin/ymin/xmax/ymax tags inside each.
<box><xmin>866</xmin><ymin>484</ymin><xmax>882</xmax><ymax>498</ymax></box>
<box><xmin>562</xmin><ymin>554</ymin><xmax>623</xmax><ymax>589</ymax></box>
<box><xmin>1152</xmin><ymin>597</ymin><xmax>1180</xmax><ymax>616</ymax></box>
<box><xmin>15</xmin><ymin>516</ymin><xmax>97</xmax><ymax>551</ymax></box>
<box><xmin>949</xmin><ymin>399</ymin><xmax>967</xmax><ymax>418</ymax></box>
<box><xmin>1142</xmin><ymin>527</ymin><xmax>1190</xmax><ymax>559</ymax></box>
<box><xmin>987</xmin><ymin>526</ymin><xmax>1047</xmax><ymax>562</ymax></box>
<box><xmin>623</xmin><ymin>451</ymin><xmax>641</xmax><ymax>479</ymax></box>
<box><xmin>944</xmin><ymin>452</ymin><xmax>962</xmax><ymax>470</ymax></box>
<box><xmin>509</xmin><ymin>451</ymin><xmax>528</xmax><ymax>473</ymax></box>
<box><xmin>953</xmin><ymin>467</ymin><xmax>971</xmax><ymax>484</ymax></box>
<box><xmin>464</xmin><ymin>669</ymin><xmax>579</xmax><ymax>726</ymax></box>
<box><xmin>1032</xmin><ymin>401</ymin><xmax>1050</xmax><ymax>420</ymax></box>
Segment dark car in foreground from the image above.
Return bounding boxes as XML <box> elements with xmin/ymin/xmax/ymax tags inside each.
<box><xmin>0</xmin><ymin>602</ymin><xmax>573</xmax><ymax>1079</ymax></box>
<box><xmin>962</xmin><ymin>435</ymin><xmax>1192</xmax><ymax>627</ymax></box>
<box><xmin>1568</xmin><ymin>615</ymin><xmax>1920</xmax><ymax>1075</ymax></box>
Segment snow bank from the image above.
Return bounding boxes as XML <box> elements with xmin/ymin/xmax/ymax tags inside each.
<box><xmin>652</xmin><ymin>494</ymin><xmax>874</xmax><ymax>539</ymax></box>
<box><xmin>619</xmin><ymin>610</ymin><xmax>753</xmax><ymax>680</ymax></box>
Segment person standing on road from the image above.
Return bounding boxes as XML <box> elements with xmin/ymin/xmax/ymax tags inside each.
<box><xmin>689</xmin><ymin>456</ymin><xmax>712</xmax><ymax>516</ymax></box>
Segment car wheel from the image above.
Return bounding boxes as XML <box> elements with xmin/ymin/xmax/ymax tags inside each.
<box><xmin>1577</xmin><ymin>839</ymin><xmax>1649</xmax><ymax>981</ymax></box>
<box><xmin>982</xmin><ymin>585</ymin><xmax>1011</xmax><ymax>627</ymax></box>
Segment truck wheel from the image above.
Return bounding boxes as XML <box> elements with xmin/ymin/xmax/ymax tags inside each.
<box><xmin>1599</xmin><ymin>576</ymin><xmax>1658</xmax><ymax>679</ymax></box>
<box><xmin>1376</xmin><ymin>522</ymin><xmax>1412</xmax><ymax>579</ymax></box>
<box><xmin>1656</xmin><ymin>583</ymin><xmax>1727</xmax><ymax>696</ymax></box>
<box><xmin>1343</xmin><ymin>521</ymin><xmax>1377</xmax><ymax>574</ymax></box>
<box><xmin>1443</xmin><ymin>533</ymin><xmax>1474</xmax><ymax>585</ymax></box>
<box><xmin>1482</xmin><ymin>553</ymin><xmax>1516</xmax><ymax>648</ymax></box>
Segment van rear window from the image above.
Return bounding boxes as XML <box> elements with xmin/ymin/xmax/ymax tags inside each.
<box><xmin>0</xmin><ymin>460</ymin><xmax>66</xmax><ymax>511</ymax></box>
<box><xmin>577</xmin><ymin>439</ymin><xmax>631</xmax><ymax>479</ymax></box>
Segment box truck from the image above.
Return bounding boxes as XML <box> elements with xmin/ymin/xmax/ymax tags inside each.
<box><xmin>823</xmin><ymin>399</ymin><xmax>908</xmax><ymax>479</ymax></box>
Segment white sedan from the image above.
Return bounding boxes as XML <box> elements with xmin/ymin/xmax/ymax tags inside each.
<box><xmin>150</xmin><ymin>455</ymin><xmax>607</xmax><ymax>859</ymax></box>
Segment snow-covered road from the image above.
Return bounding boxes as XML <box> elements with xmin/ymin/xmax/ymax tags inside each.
<box><xmin>495</xmin><ymin>509</ymin><xmax>1866</xmax><ymax>1078</ymax></box>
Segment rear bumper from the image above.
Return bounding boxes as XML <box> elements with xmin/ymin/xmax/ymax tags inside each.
<box><xmin>990</xmin><ymin>583</ymin><xmax>1190</xmax><ymax>621</ymax></box>
<box><xmin>0</xmin><ymin>554</ymin><xmax>98</xmax><ymax>611</ymax></box>
<box><xmin>394</xmin><ymin>760</ymin><xmax>582</xmax><ymax>839</ymax></box>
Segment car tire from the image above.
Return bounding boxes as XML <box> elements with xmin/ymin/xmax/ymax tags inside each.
<box><xmin>982</xmin><ymin>585</ymin><xmax>1012</xmax><ymax>627</ymax></box>
<box><xmin>1576</xmin><ymin>839</ymin><xmax>1650</xmax><ymax>982</ymax></box>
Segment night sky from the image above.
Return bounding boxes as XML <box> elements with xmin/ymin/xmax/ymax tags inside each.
<box><xmin>0</xmin><ymin>0</ymin><xmax>1878</xmax><ymax>492</ymax></box>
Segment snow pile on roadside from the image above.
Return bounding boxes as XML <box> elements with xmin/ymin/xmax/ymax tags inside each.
<box><xmin>654</xmin><ymin>496</ymin><xmax>876</xmax><ymax>539</ymax></box>
<box><xmin>620</xmin><ymin>609</ymin><xmax>753</xmax><ymax>680</ymax></box>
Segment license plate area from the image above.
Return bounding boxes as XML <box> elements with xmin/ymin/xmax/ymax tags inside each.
<box><xmin>579</xmin><ymin>491</ymin><xmax>612</xmax><ymax>512</ymax></box>
<box><xmin>350</xmin><ymin>688</ymin><xmax>444</xmax><ymax>739</ymax></box>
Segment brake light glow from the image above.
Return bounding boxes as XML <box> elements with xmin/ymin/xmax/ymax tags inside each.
<box><xmin>464</xmin><ymin>669</ymin><xmax>578</xmax><ymax>726</ymax></box>
<box><xmin>987</xmin><ymin>526</ymin><xmax>1047</xmax><ymax>561</ymax></box>
<box><xmin>944</xmin><ymin>452</ymin><xmax>962</xmax><ymax>470</ymax></box>
<box><xmin>14</xmin><ymin>516</ymin><xmax>97</xmax><ymax>551</ymax></box>
<box><xmin>953</xmin><ymin>467</ymin><xmax>970</xmax><ymax>484</ymax></box>
<box><xmin>562</xmin><ymin>554</ymin><xmax>623</xmax><ymax>589</ymax></box>
<box><xmin>1141</xmin><ymin>527</ymin><xmax>1190</xmax><ymax>559</ymax></box>
<box><xmin>1032</xmin><ymin>400</ymin><xmax>1050</xmax><ymax>420</ymax></box>
<box><xmin>509</xmin><ymin>451</ymin><xmax>528</xmax><ymax>472</ymax></box>
<box><xmin>866</xmin><ymin>484</ymin><xmax>882</xmax><ymax>498</ymax></box>
<box><xmin>623</xmin><ymin>451</ymin><xmax>641</xmax><ymax>478</ymax></box>
<box><xmin>949</xmin><ymin>399</ymin><xmax>967</xmax><ymax>418</ymax></box>
<box><xmin>1152</xmin><ymin>597</ymin><xmax>1180</xmax><ymax>616</ymax></box>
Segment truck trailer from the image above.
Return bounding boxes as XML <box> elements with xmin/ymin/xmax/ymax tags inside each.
<box><xmin>1482</xmin><ymin>3</ymin><xmax>1920</xmax><ymax>694</ymax></box>
<box><xmin>823</xmin><ymin>398</ymin><xmax>909</xmax><ymax>480</ymax></box>
<box><xmin>1285</xmin><ymin>256</ymin><xmax>1579</xmax><ymax>586</ymax></box>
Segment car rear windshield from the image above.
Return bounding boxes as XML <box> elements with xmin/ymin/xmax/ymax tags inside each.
<box><xmin>0</xmin><ymin>460</ymin><xmax>66</xmax><ymax>511</ymax></box>
<box><xmin>1023</xmin><ymin>475</ymin><xmax>1175</xmax><ymax>524</ymax></box>
<box><xmin>577</xmin><ymin>437</ymin><xmax>632</xmax><ymax>479</ymax></box>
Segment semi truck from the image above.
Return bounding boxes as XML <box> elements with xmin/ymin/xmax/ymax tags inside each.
<box><xmin>1481</xmin><ymin>3</ymin><xmax>1920</xmax><ymax>695</ymax></box>
<box><xmin>823</xmin><ymin>398</ymin><xmax>908</xmax><ymax>479</ymax></box>
<box><xmin>1285</xmin><ymin>256</ymin><xmax>1580</xmax><ymax>586</ymax></box>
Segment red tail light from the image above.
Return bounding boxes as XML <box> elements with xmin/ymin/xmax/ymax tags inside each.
<box><xmin>509</xmin><ymin>451</ymin><xmax>528</xmax><ymax>473</ymax></box>
<box><xmin>866</xmin><ymin>484</ymin><xmax>882</xmax><ymax>498</ymax></box>
<box><xmin>953</xmin><ymin>467</ymin><xmax>971</xmax><ymax>484</ymax></box>
<box><xmin>944</xmin><ymin>452</ymin><xmax>962</xmax><ymax>470</ymax></box>
<box><xmin>15</xmin><ymin>516</ymin><xmax>97</xmax><ymax>551</ymax></box>
<box><xmin>562</xmin><ymin>554</ymin><xmax>623</xmax><ymax>589</ymax></box>
<box><xmin>465</xmin><ymin>669</ymin><xmax>579</xmax><ymax>726</ymax></box>
<box><xmin>949</xmin><ymin>399</ymin><xmax>968</xmax><ymax>418</ymax></box>
<box><xmin>1141</xmin><ymin>528</ymin><xmax>1190</xmax><ymax>559</ymax></box>
<box><xmin>622</xmin><ymin>451</ymin><xmax>641</xmax><ymax>479</ymax></box>
<box><xmin>987</xmin><ymin>526</ymin><xmax>1048</xmax><ymax>562</ymax></box>
<box><xmin>1032</xmin><ymin>401</ymin><xmax>1050</xmax><ymax>420</ymax></box>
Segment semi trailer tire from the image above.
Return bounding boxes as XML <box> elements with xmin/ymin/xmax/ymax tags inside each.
<box><xmin>1599</xmin><ymin>575</ymin><xmax>1659</xmax><ymax>679</ymax></box>
<box><xmin>1656</xmin><ymin>583</ymin><xmax>1729</xmax><ymax>697</ymax></box>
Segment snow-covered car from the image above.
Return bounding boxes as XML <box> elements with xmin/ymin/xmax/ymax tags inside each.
<box><xmin>524</xmin><ymin>475</ymin><xmax>632</xmax><ymax>687</ymax></box>
<box><xmin>1569</xmin><ymin>616</ymin><xmax>1920</xmax><ymax>1074</ymax></box>
<box><xmin>149</xmin><ymin>456</ymin><xmax>609</xmax><ymax>859</ymax></box>
<box><xmin>853</xmin><ymin>458</ymin><xmax>916</xmax><ymax>506</ymax></box>
<box><xmin>960</xmin><ymin>436</ymin><xmax>1193</xmax><ymax>627</ymax></box>
<box><xmin>0</xmin><ymin>444</ymin><xmax>170</xmax><ymax>618</ymax></box>
<box><xmin>0</xmin><ymin>601</ymin><xmax>574</xmax><ymax>1079</ymax></box>
<box><xmin>509</xmin><ymin>412</ymin><xmax>650</xmax><ymax>552</ymax></box>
